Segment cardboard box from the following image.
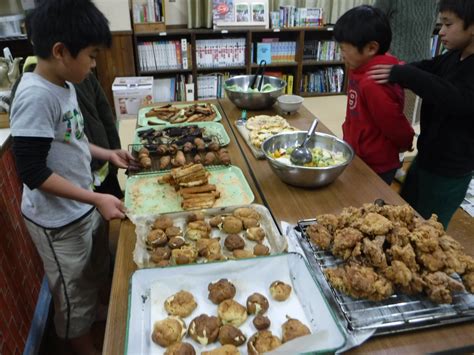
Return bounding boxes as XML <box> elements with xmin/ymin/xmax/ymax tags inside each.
<box><xmin>112</xmin><ymin>77</ymin><xmax>154</xmax><ymax>120</ymax></box>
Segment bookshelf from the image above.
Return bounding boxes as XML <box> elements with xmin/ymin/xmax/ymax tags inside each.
<box><xmin>132</xmin><ymin>26</ymin><xmax>347</xmax><ymax>102</ymax></box>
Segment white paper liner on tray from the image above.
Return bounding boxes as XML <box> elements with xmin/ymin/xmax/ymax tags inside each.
<box><xmin>125</xmin><ymin>253</ymin><xmax>347</xmax><ymax>354</ymax></box>
<box><xmin>282</xmin><ymin>221</ymin><xmax>377</xmax><ymax>352</ymax></box>
<box><xmin>128</xmin><ymin>204</ymin><xmax>288</xmax><ymax>269</ymax></box>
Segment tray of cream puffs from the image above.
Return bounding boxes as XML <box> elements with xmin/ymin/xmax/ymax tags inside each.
<box><xmin>129</xmin><ymin>204</ymin><xmax>288</xmax><ymax>269</ymax></box>
<box><xmin>125</xmin><ymin>253</ymin><xmax>346</xmax><ymax>354</ymax></box>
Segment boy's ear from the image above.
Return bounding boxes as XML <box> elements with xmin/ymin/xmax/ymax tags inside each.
<box><xmin>365</xmin><ymin>41</ymin><xmax>380</xmax><ymax>56</ymax></box>
<box><xmin>51</xmin><ymin>42</ymin><xmax>68</xmax><ymax>60</ymax></box>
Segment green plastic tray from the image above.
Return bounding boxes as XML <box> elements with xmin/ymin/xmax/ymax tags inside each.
<box><xmin>124</xmin><ymin>165</ymin><xmax>255</xmax><ymax>215</ymax></box>
<box><xmin>133</xmin><ymin>122</ymin><xmax>230</xmax><ymax>150</ymax></box>
<box><xmin>137</xmin><ymin>103</ymin><xmax>222</xmax><ymax>126</ymax></box>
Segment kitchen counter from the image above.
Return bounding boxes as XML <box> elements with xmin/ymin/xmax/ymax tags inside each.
<box><xmin>103</xmin><ymin>99</ymin><xmax>474</xmax><ymax>354</ymax></box>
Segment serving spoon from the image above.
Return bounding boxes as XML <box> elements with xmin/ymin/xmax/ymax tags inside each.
<box><xmin>290</xmin><ymin>118</ymin><xmax>319</xmax><ymax>165</ymax></box>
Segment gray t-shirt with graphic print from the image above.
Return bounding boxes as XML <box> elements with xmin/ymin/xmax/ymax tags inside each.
<box><xmin>10</xmin><ymin>72</ymin><xmax>93</xmax><ymax>228</ymax></box>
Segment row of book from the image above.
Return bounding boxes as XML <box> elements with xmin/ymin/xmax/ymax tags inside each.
<box><xmin>271</xmin><ymin>7</ymin><xmax>324</xmax><ymax>28</ymax></box>
<box><xmin>303</xmin><ymin>40</ymin><xmax>341</xmax><ymax>62</ymax></box>
<box><xmin>300</xmin><ymin>67</ymin><xmax>345</xmax><ymax>94</ymax></box>
<box><xmin>254</xmin><ymin>41</ymin><xmax>297</xmax><ymax>64</ymax></box>
<box><xmin>153</xmin><ymin>74</ymin><xmax>194</xmax><ymax>103</ymax></box>
<box><xmin>132</xmin><ymin>0</ymin><xmax>164</xmax><ymax>23</ymax></box>
<box><xmin>137</xmin><ymin>39</ymin><xmax>191</xmax><ymax>72</ymax></box>
<box><xmin>263</xmin><ymin>72</ymin><xmax>294</xmax><ymax>95</ymax></box>
<box><xmin>199</xmin><ymin>72</ymin><xmax>247</xmax><ymax>100</ymax></box>
<box><xmin>196</xmin><ymin>39</ymin><xmax>246</xmax><ymax>68</ymax></box>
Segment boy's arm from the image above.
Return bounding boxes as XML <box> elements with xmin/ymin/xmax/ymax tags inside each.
<box><xmin>389</xmin><ymin>63</ymin><xmax>474</xmax><ymax>116</ymax></box>
<box><xmin>13</xmin><ymin>137</ymin><xmax>125</xmax><ymax>220</ymax></box>
<box><xmin>89</xmin><ymin>143</ymin><xmax>138</xmax><ymax>169</ymax></box>
<box><xmin>363</xmin><ymin>82</ymin><xmax>414</xmax><ymax>151</ymax></box>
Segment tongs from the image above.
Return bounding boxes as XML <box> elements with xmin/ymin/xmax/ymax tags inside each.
<box><xmin>250</xmin><ymin>59</ymin><xmax>267</xmax><ymax>91</ymax></box>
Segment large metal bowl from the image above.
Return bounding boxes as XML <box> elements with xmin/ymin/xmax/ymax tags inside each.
<box><xmin>224</xmin><ymin>75</ymin><xmax>286</xmax><ymax>110</ymax></box>
<box><xmin>261</xmin><ymin>131</ymin><xmax>354</xmax><ymax>188</ymax></box>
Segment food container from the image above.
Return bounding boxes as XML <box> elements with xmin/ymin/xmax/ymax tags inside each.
<box><xmin>261</xmin><ymin>131</ymin><xmax>354</xmax><ymax>188</ymax></box>
<box><xmin>224</xmin><ymin>75</ymin><xmax>286</xmax><ymax>110</ymax></box>
<box><xmin>125</xmin><ymin>165</ymin><xmax>255</xmax><ymax>216</ymax></box>
<box><xmin>129</xmin><ymin>203</ymin><xmax>287</xmax><ymax>268</ymax></box>
<box><xmin>277</xmin><ymin>94</ymin><xmax>304</xmax><ymax>114</ymax></box>
<box><xmin>125</xmin><ymin>253</ymin><xmax>346</xmax><ymax>354</ymax></box>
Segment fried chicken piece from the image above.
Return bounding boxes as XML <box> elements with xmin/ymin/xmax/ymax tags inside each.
<box><xmin>326</xmin><ymin>263</ymin><xmax>393</xmax><ymax>301</ymax></box>
<box><xmin>415</xmin><ymin>214</ymin><xmax>445</xmax><ymax>234</ymax></box>
<box><xmin>380</xmin><ymin>204</ymin><xmax>416</xmax><ymax>228</ymax></box>
<box><xmin>362</xmin><ymin>236</ymin><xmax>387</xmax><ymax>268</ymax></box>
<box><xmin>338</xmin><ymin>206</ymin><xmax>364</xmax><ymax>228</ymax></box>
<box><xmin>387</xmin><ymin>243</ymin><xmax>419</xmax><ymax>272</ymax></box>
<box><xmin>399</xmin><ymin>272</ymin><xmax>426</xmax><ymax>295</ymax></box>
<box><xmin>315</xmin><ymin>213</ymin><xmax>339</xmax><ymax>233</ymax></box>
<box><xmin>360</xmin><ymin>203</ymin><xmax>383</xmax><ymax>215</ymax></box>
<box><xmin>306</xmin><ymin>223</ymin><xmax>332</xmax><ymax>250</ymax></box>
<box><xmin>324</xmin><ymin>266</ymin><xmax>349</xmax><ymax>294</ymax></box>
<box><xmin>332</xmin><ymin>228</ymin><xmax>364</xmax><ymax>260</ymax></box>
<box><xmin>423</xmin><ymin>271</ymin><xmax>465</xmax><ymax>304</ymax></box>
<box><xmin>357</xmin><ymin>212</ymin><xmax>393</xmax><ymax>236</ymax></box>
<box><xmin>386</xmin><ymin>226</ymin><xmax>411</xmax><ymax>247</ymax></box>
<box><xmin>439</xmin><ymin>234</ymin><xmax>464</xmax><ymax>252</ymax></box>
<box><xmin>444</xmin><ymin>249</ymin><xmax>466</xmax><ymax>275</ymax></box>
<box><xmin>417</xmin><ymin>247</ymin><xmax>446</xmax><ymax>272</ymax></box>
<box><xmin>384</xmin><ymin>260</ymin><xmax>412</xmax><ymax>287</ymax></box>
<box><xmin>462</xmin><ymin>272</ymin><xmax>474</xmax><ymax>293</ymax></box>
<box><xmin>409</xmin><ymin>225</ymin><xmax>440</xmax><ymax>253</ymax></box>
<box><xmin>344</xmin><ymin>263</ymin><xmax>394</xmax><ymax>301</ymax></box>
<box><xmin>461</xmin><ymin>255</ymin><xmax>474</xmax><ymax>274</ymax></box>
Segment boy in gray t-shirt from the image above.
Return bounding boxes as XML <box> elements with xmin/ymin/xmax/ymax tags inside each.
<box><xmin>10</xmin><ymin>1</ymin><xmax>135</xmax><ymax>354</ymax></box>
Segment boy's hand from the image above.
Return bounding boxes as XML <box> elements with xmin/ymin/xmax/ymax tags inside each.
<box><xmin>94</xmin><ymin>193</ymin><xmax>126</xmax><ymax>220</ymax></box>
<box><xmin>109</xmin><ymin>149</ymin><xmax>140</xmax><ymax>170</ymax></box>
<box><xmin>368</xmin><ymin>64</ymin><xmax>394</xmax><ymax>84</ymax></box>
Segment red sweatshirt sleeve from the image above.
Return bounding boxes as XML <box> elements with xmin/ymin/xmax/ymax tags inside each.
<box><xmin>361</xmin><ymin>80</ymin><xmax>414</xmax><ymax>152</ymax></box>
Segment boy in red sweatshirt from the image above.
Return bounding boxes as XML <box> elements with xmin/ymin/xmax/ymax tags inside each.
<box><xmin>334</xmin><ymin>5</ymin><xmax>414</xmax><ymax>184</ymax></box>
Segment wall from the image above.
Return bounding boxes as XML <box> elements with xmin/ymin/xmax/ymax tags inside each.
<box><xmin>0</xmin><ymin>145</ymin><xmax>43</xmax><ymax>354</ymax></box>
<box><xmin>94</xmin><ymin>0</ymin><xmax>132</xmax><ymax>32</ymax></box>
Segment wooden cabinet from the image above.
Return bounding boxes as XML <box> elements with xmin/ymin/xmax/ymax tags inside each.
<box><xmin>133</xmin><ymin>26</ymin><xmax>347</xmax><ymax>101</ymax></box>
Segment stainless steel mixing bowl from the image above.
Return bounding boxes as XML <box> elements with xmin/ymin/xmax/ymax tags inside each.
<box><xmin>224</xmin><ymin>75</ymin><xmax>286</xmax><ymax>110</ymax></box>
<box><xmin>261</xmin><ymin>131</ymin><xmax>354</xmax><ymax>188</ymax></box>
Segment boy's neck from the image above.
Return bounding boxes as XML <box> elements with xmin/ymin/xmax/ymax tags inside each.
<box><xmin>33</xmin><ymin>60</ymin><xmax>67</xmax><ymax>87</ymax></box>
<box><xmin>461</xmin><ymin>40</ymin><xmax>474</xmax><ymax>60</ymax></box>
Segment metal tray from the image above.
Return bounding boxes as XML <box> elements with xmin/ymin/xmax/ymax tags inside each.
<box><xmin>124</xmin><ymin>165</ymin><xmax>255</xmax><ymax>216</ymax></box>
<box><xmin>133</xmin><ymin>122</ymin><xmax>230</xmax><ymax>149</ymax></box>
<box><xmin>295</xmin><ymin>219</ymin><xmax>474</xmax><ymax>336</ymax></box>
<box><xmin>125</xmin><ymin>253</ymin><xmax>347</xmax><ymax>354</ymax></box>
<box><xmin>138</xmin><ymin>103</ymin><xmax>222</xmax><ymax>126</ymax></box>
<box><xmin>130</xmin><ymin>203</ymin><xmax>287</xmax><ymax>268</ymax></box>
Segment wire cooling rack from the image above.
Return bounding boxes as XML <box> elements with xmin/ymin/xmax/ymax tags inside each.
<box><xmin>296</xmin><ymin>219</ymin><xmax>474</xmax><ymax>335</ymax></box>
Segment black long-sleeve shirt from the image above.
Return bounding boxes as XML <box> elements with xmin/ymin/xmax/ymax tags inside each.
<box><xmin>389</xmin><ymin>49</ymin><xmax>474</xmax><ymax>177</ymax></box>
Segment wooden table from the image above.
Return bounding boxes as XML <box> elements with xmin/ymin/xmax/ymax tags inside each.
<box><xmin>103</xmin><ymin>99</ymin><xmax>474</xmax><ymax>355</ymax></box>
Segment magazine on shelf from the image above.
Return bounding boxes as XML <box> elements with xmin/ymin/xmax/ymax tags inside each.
<box><xmin>214</xmin><ymin>0</ymin><xmax>268</xmax><ymax>29</ymax></box>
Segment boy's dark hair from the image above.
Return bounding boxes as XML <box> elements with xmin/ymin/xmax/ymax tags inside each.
<box><xmin>439</xmin><ymin>0</ymin><xmax>474</xmax><ymax>28</ymax></box>
<box><xmin>27</xmin><ymin>0</ymin><xmax>111</xmax><ymax>59</ymax></box>
<box><xmin>334</xmin><ymin>5</ymin><xmax>392</xmax><ymax>54</ymax></box>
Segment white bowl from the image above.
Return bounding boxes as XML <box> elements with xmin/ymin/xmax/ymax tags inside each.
<box><xmin>277</xmin><ymin>95</ymin><xmax>304</xmax><ymax>114</ymax></box>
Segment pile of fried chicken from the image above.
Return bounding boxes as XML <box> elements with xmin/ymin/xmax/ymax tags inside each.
<box><xmin>305</xmin><ymin>203</ymin><xmax>474</xmax><ymax>304</ymax></box>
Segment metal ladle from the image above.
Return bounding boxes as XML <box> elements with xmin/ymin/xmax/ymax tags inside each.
<box><xmin>290</xmin><ymin>118</ymin><xmax>319</xmax><ymax>165</ymax></box>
